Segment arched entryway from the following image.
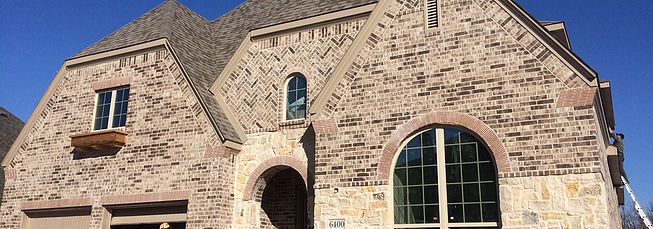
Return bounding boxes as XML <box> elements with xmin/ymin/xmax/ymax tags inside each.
<box><xmin>244</xmin><ymin>156</ymin><xmax>310</xmax><ymax>229</ymax></box>
<box><xmin>256</xmin><ymin>168</ymin><xmax>307</xmax><ymax>229</ymax></box>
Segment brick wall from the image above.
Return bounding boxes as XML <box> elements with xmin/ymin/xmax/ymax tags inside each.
<box><xmin>0</xmin><ymin>49</ymin><xmax>235</xmax><ymax>228</ymax></box>
<box><xmin>315</xmin><ymin>0</ymin><xmax>602</xmax><ymax>188</ymax></box>
<box><xmin>309</xmin><ymin>0</ymin><xmax>617</xmax><ymax>227</ymax></box>
<box><xmin>219</xmin><ymin>18</ymin><xmax>366</xmax><ymax>133</ymax></box>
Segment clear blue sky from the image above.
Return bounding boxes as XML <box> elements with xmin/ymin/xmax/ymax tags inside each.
<box><xmin>1</xmin><ymin>0</ymin><xmax>651</xmax><ymax>204</ymax></box>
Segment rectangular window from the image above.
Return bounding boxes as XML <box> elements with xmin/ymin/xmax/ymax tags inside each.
<box><xmin>94</xmin><ymin>87</ymin><xmax>130</xmax><ymax>131</ymax></box>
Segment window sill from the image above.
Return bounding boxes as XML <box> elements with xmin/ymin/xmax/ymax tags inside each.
<box><xmin>70</xmin><ymin>129</ymin><xmax>128</xmax><ymax>151</ymax></box>
<box><xmin>279</xmin><ymin>119</ymin><xmax>308</xmax><ymax>129</ymax></box>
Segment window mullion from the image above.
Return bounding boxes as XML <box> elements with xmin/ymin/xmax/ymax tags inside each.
<box><xmin>108</xmin><ymin>90</ymin><xmax>117</xmax><ymax>129</ymax></box>
<box><xmin>435</xmin><ymin>128</ymin><xmax>448</xmax><ymax>228</ymax></box>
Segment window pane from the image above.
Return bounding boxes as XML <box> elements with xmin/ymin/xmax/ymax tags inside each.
<box><xmin>480</xmin><ymin>183</ymin><xmax>497</xmax><ymax>202</ymax></box>
<box><xmin>478</xmin><ymin>163</ymin><xmax>495</xmax><ymax>181</ymax></box>
<box><xmin>462</xmin><ymin>164</ymin><xmax>479</xmax><ymax>182</ymax></box>
<box><xmin>424</xmin><ymin>185</ymin><xmax>439</xmax><ymax>204</ymax></box>
<box><xmin>447</xmin><ymin>184</ymin><xmax>462</xmax><ymax>203</ymax></box>
<box><xmin>288</xmin><ymin>77</ymin><xmax>297</xmax><ymax>90</ymax></box>
<box><xmin>464</xmin><ymin>204</ymin><xmax>482</xmax><ymax>222</ymax></box>
<box><xmin>394</xmin><ymin>187</ymin><xmax>408</xmax><ymax>205</ymax></box>
<box><xmin>407</xmin><ymin>136</ymin><xmax>421</xmax><ymax>148</ymax></box>
<box><xmin>409</xmin><ymin>206</ymin><xmax>424</xmax><ymax>223</ymax></box>
<box><xmin>297</xmin><ymin>89</ymin><xmax>306</xmax><ymax>103</ymax></box>
<box><xmin>424</xmin><ymin>205</ymin><xmax>440</xmax><ymax>223</ymax></box>
<box><xmin>482</xmin><ymin>203</ymin><xmax>498</xmax><ymax>222</ymax></box>
<box><xmin>423</xmin><ymin>166</ymin><xmax>437</xmax><ymax>185</ymax></box>
<box><xmin>448</xmin><ymin>204</ymin><xmax>463</xmax><ymax>223</ymax></box>
<box><xmin>287</xmin><ymin>91</ymin><xmax>297</xmax><ymax>104</ymax></box>
<box><xmin>461</xmin><ymin>143</ymin><xmax>477</xmax><ymax>162</ymax></box>
<box><xmin>394</xmin><ymin>169</ymin><xmax>407</xmax><ymax>186</ymax></box>
<box><xmin>423</xmin><ymin>147</ymin><xmax>436</xmax><ymax>165</ymax></box>
<box><xmin>394</xmin><ymin>205</ymin><xmax>408</xmax><ymax>224</ymax></box>
<box><xmin>297</xmin><ymin>75</ymin><xmax>306</xmax><ymax>88</ymax></box>
<box><xmin>422</xmin><ymin>130</ymin><xmax>436</xmax><ymax>147</ymax></box>
<box><xmin>445</xmin><ymin>145</ymin><xmax>460</xmax><ymax>163</ymax></box>
<box><xmin>396</xmin><ymin>150</ymin><xmax>407</xmax><ymax>168</ymax></box>
<box><xmin>478</xmin><ymin>144</ymin><xmax>491</xmax><ymax>161</ymax></box>
<box><xmin>463</xmin><ymin>183</ymin><xmax>480</xmax><ymax>202</ymax></box>
<box><xmin>407</xmin><ymin>148</ymin><xmax>421</xmax><ymax>166</ymax></box>
<box><xmin>407</xmin><ymin>167</ymin><xmax>422</xmax><ymax>185</ymax></box>
<box><xmin>112</xmin><ymin>88</ymin><xmax>129</xmax><ymax>128</ymax></box>
<box><xmin>408</xmin><ymin>187</ymin><xmax>423</xmax><ymax>204</ymax></box>
<box><xmin>94</xmin><ymin>91</ymin><xmax>112</xmax><ymax>131</ymax></box>
<box><xmin>444</xmin><ymin>128</ymin><xmax>459</xmax><ymax>144</ymax></box>
<box><xmin>446</xmin><ymin>165</ymin><xmax>461</xmax><ymax>183</ymax></box>
<box><xmin>460</xmin><ymin>132</ymin><xmax>476</xmax><ymax>143</ymax></box>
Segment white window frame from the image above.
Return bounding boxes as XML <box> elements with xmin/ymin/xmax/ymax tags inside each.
<box><xmin>283</xmin><ymin>74</ymin><xmax>308</xmax><ymax>121</ymax></box>
<box><xmin>389</xmin><ymin>128</ymin><xmax>499</xmax><ymax>229</ymax></box>
<box><xmin>91</xmin><ymin>87</ymin><xmax>129</xmax><ymax>132</ymax></box>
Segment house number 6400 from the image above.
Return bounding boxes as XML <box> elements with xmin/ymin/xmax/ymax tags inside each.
<box><xmin>328</xmin><ymin>219</ymin><xmax>346</xmax><ymax>229</ymax></box>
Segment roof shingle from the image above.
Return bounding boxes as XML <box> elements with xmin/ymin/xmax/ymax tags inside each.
<box><xmin>68</xmin><ymin>0</ymin><xmax>378</xmax><ymax>144</ymax></box>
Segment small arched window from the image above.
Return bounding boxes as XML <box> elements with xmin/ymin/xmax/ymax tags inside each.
<box><xmin>285</xmin><ymin>74</ymin><xmax>307</xmax><ymax>120</ymax></box>
<box><xmin>393</xmin><ymin>127</ymin><xmax>498</xmax><ymax>228</ymax></box>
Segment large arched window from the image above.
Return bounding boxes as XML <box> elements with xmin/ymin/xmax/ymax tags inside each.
<box><xmin>285</xmin><ymin>74</ymin><xmax>307</xmax><ymax>120</ymax></box>
<box><xmin>393</xmin><ymin>127</ymin><xmax>498</xmax><ymax>228</ymax></box>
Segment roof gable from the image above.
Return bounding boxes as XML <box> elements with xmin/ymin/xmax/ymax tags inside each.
<box><xmin>67</xmin><ymin>0</ymin><xmax>378</xmax><ymax>144</ymax></box>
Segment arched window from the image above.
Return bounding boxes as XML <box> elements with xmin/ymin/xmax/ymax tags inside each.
<box><xmin>393</xmin><ymin>127</ymin><xmax>498</xmax><ymax>228</ymax></box>
<box><xmin>285</xmin><ymin>74</ymin><xmax>307</xmax><ymax>120</ymax></box>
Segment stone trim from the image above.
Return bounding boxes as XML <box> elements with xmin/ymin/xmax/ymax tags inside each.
<box><xmin>378</xmin><ymin>111</ymin><xmax>511</xmax><ymax>181</ymax></box>
<box><xmin>243</xmin><ymin>156</ymin><xmax>307</xmax><ymax>201</ymax></box>
<box><xmin>312</xmin><ymin>119</ymin><xmax>338</xmax><ymax>135</ymax></box>
<box><xmin>4</xmin><ymin>167</ymin><xmax>16</xmax><ymax>181</ymax></box>
<box><xmin>21</xmin><ymin>198</ymin><xmax>93</xmax><ymax>211</ymax></box>
<box><xmin>92</xmin><ymin>76</ymin><xmax>133</xmax><ymax>91</ymax></box>
<box><xmin>100</xmin><ymin>191</ymin><xmax>191</xmax><ymax>206</ymax></box>
<box><xmin>555</xmin><ymin>87</ymin><xmax>597</xmax><ymax>108</ymax></box>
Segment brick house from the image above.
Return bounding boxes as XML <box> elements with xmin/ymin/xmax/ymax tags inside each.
<box><xmin>0</xmin><ymin>0</ymin><xmax>623</xmax><ymax>228</ymax></box>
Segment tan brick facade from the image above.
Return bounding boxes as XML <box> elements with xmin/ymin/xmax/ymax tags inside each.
<box><xmin>0</xmin><ymin>49</ymin><xmax>235</xmax><ymax>228</ymax></box>
<box><xmin>1</xmin><ymin>0</ymin><xmax>621</xmax><ymax>228</ymax></box>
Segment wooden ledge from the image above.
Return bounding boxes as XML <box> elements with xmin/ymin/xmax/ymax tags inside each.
<box><xmin>71</xmin><ymin>129</ymin><xmax>128</xmax><ymax>151</ymax></box>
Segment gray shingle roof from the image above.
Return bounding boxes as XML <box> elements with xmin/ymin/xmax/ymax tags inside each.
<box><xmin>0</xmin><ymin>106</ymin><xmax>24</xmax><ymax>204</ymax></box>
<box><xmin>69</xmin><ymin>0</ymin><xmax>378</xmax><ymax>144</ymax></box>
<box><xmin>0</xmin><ymin>106</ymin><xmax>23</xmax><ymax>161</ymax></box>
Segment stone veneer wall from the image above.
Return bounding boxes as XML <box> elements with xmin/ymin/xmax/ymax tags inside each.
<box><xmin>0</xmin><ymin>49</ymin><xmax>236</xmax><ymax>228</ymax></box>
<box><xmin>232</xmin><ymin>129</ymin><xmax>312</xmax><ymax>229</ymax></box>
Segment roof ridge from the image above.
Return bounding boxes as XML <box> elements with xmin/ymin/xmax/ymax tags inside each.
<box><xmin>70</xmin><ymin>0</ymin><xmax>177</xmax><ymax>59</ymax></box>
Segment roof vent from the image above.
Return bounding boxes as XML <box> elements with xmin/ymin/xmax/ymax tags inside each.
<box><xmin>0</xmin><ymin>112</ymin><xmax>7</xmax><ymax>118</ymax></box>
<box><xmin>425</xmin><ymin>0</ymin><xmax>439</xmax><ymax>28</ymax></box>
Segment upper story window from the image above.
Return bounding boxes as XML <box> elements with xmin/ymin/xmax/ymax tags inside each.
<box><xmin>93</xmin><ymin>87</ymin><xmax>130</xmax><ymax>130</ymax></box>
<box><xmin>285</xmin><ymin>74</ymin><xmax>307</xmax><ymax>120</ymax></box>
<box><xmin>393</xmin><ymin>127</ymin><xmax>498</xmax><ymax>228</ymax></box>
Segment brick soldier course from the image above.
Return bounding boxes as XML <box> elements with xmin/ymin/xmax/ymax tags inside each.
<box><xmin>1</xmin><ymin>0</ymin><xmax>622</xmax><ymax>228</ymax></box>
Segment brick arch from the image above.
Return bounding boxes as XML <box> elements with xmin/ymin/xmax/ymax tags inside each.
<box><xmin>243</xmin><ymin>156</ymin><xmax>307</xmax><ymax>201</ymax></box>
<box><xmin>378</xmin><ymin>111</ymin><xmax>511</xmax><ymax>180</ymax></box>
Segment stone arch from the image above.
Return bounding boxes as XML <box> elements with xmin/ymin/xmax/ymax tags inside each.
<box><xmin>243</xmin><ymin>156</ymin><xmax>308</xmax><ymax>201</ymax></box>
<box><xmin>378</xmin><ymin>111</ymin><xmax>511</xmax><ymax>180</ymax></box>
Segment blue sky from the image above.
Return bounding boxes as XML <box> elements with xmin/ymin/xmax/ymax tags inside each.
<box><xmin>1</xmin><ymin>0</ymin><xmax>652</xmax><ymax>205</ymax></box>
